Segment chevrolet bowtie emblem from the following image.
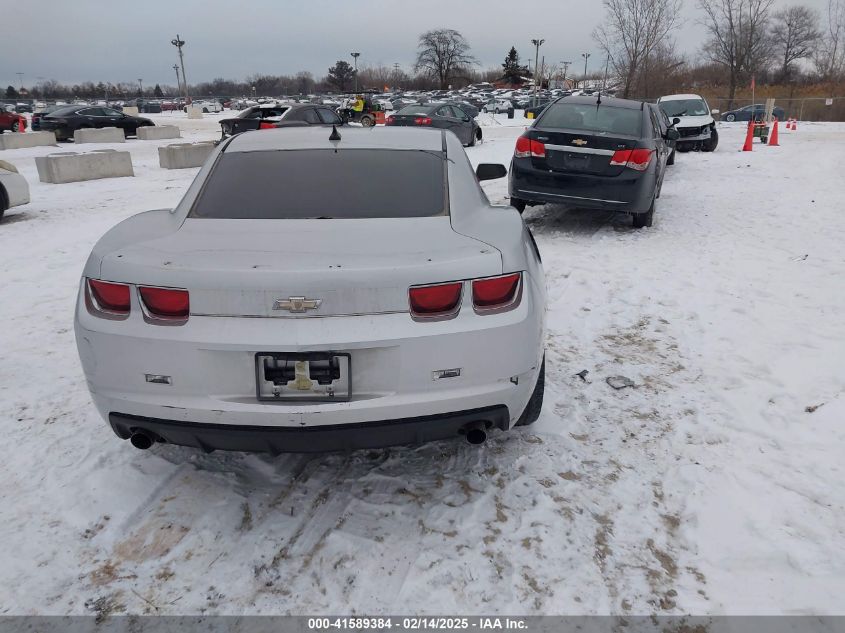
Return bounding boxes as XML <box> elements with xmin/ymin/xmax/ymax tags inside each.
<box><xmin>273</xmin><ymin>297</ymin><xmax>322</xmax><ymax>313</ymax></box>
<box><xmin>572</xmin><ymin>139</ymin><xmax>588</xmax><ymax>146</ymax></box>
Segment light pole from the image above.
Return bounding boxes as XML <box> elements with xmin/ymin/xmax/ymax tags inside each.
<box><xmin>16</xmin><ymin>72</ymin><xmax>24</xmax><ymax>92</ymax></box>
<box><xmin>173</xmin><ymin>64</ymin><xmax>181</xmax><ymax>99</ymax></box>
<box><xmin>531</xmin><ymin>39</ymin><xmax>544</xmax><ymax>107</ymax></box>
<box><xmin>581</xmin><ymin>52</ymin><xmax>591</xmax><ymax>88</ymax></box>
<box><xmin>171</xmin><ymin>35</ymin><xmax>188</xmax><ymax>103</ymax></box>
<box><xmin>138</xmin><ymin>78</ymin><xmax>143</xmax><ymax>98</ymax></box>
<box><xmin>561</xmin><ymin>61</ymin><xmax>572</xmax><ymax>88</ymax></box>
<box><xmin>351</xmin><ymin>52</ymin><xmax>361</xmax><ymax>93</ymax></box>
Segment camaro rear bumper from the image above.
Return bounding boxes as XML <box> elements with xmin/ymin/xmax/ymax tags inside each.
<box><xmin>109</xmin><ymin>406</ymin><xmax>510</xmax><ymax>454</ymax></box>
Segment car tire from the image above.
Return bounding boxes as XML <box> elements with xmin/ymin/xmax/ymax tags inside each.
<box><xmin>667</xmin><ymin>149</ymin><xmax>676</xmax><ymax>165</ymax></box>
<box><xmin>511</xmin><ymin>198</ymin><xmax>527</xmax><ymax>213</ymax></box>
<box><xmin>360</xmin><ymin>115</ymin><xmax>375</xmax><ymax>128</ymax></box>
<box><xmin>633</xmin><ymin>198</ymin><xmax>655</xmax><ymax>229</ymax></box>
<box><xmin>725</xmin><ymin>113</ymin><xmax>736</xmax><ymax>122</ymax></box>
<box><xmin>475</xmin><ymin>128</ymin><xmax>482</xmax><ymax>143</ymax></box>
<box><xmin>515</xmin><ymin>356</ymin><xmax>545</xmax><ymax>427</ymax></box>
<box><xmin>203</xmin><ymin>108</ymin><xmax>209</xmax><ymax>113</ymax></box>
<box><xmin>11</xmin><ymin>121</ymin><xmax>20</xmax><ymax>133</ymax></box>
<box><xmin>702</xmin><ymin>128</ymin><xmax>718</xmax><ymax>152</ymax></box>
<box><xmin>0</xmin><ymin>185</ymin><xmax>8</xmax><ymax>222</ymax></box>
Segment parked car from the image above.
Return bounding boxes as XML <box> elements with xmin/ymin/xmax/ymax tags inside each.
<box><xmin>657</xmin><ymin>94</ymin><xmax>718</xmax><ymax>152</ymax></box>
<box><xmin>14</xmin><ymin>103</ymin><xmax>33</xmax><ymax>113</ymax></box>
<box><xmin>509</xmin><ymin>95</ymin><xmax>677</xmax><ymax>228</ymax></box>
<box><xmin>719</xmin><ymin>103</ymin><xmax>786</xmax><ymax>123</ymax></box>
<box><xmin>74</xmin><ymin>126</ymin><xmax>546</xmax><ymax>453</ymax></box>
<box><xmin>38</xmin><ymin>105</ymin><xmax>154</xmax><ymax>141</ymax></box>
<box><xmin>524</xmin><ymin>100</ymin><xmax>552</xmax><ymax>118</ymax></box>
<box><xmin>482</xmin><ymin>99</ymin><xmax>514</xmax><ymax>114</ymax></box>
<box><xmin>31</xmin><ymin>105</ymin><xmax>65</xmax><ymax>131</ymax></box>
<box><xmin>219</xmin><ymin>103</ymin><xmax>343</xmax><ymax>139</ymax></box>
<box><xmin>0</xmin><ymin>107</ymin><xmax>26</xmax><ymax>133</ymax></box>
<box><xmin>189</xmin><ymin>100</ymin><xmax>223</xmax><ymax>113</ymax></box>
<box><xmin>0</xmin><ymin>160</ymin><xmax>30</xmax><ymax>222</ymax></box>
<box><xmin>648</xmin><ymin>103</ymin><xmax>678</xmax><ymax>166</ymax></box>
<box><xmin>387</xmin><ymin>103</ymin><xmax>482</xmax><ymax>147</ymax></box>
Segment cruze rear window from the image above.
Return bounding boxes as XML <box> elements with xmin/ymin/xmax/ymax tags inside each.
<box><xmin>539</xmin><ymin>103</ymin><xmax>643</xmax><ymax>136</ymax></box>
<box><xmin>190</xmin><ymin>149</ymin><xmax>447</xmax><ymax>219</ymax></box>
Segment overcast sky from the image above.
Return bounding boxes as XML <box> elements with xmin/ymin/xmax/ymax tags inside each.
<box><xmin>0</xmin><ymin>0</ymin><xmax>832</xmax><ymax>89</ymax></box>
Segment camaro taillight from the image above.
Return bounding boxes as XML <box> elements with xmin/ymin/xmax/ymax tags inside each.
<box><xmin>409</xmin><ymin>282</ymin><xmax>463</xmax><ymax>319</ymax></box>
<box><xmin>414</xmin><ymin>117</ymin><xmax>432</xmax><ymax>126</ymax></box>
<box><xmin>610</xmin><ymin>148</ymin><xmax>653</xmax><ymax>171</ymax></box>
<box><xmin>514</xmin><ymin>135</ymin><xmax>545</xmax><ymax>158</ymax></box>
<box><xmin>472</xmin><ymin>273</ymin><xmax>521</xmax><ymax>312</ymax></box>
<box><xmin>139</xmin><ymin>286</ymin><xmax>190</xmax><ymax>320</ymax></box>
<box><xmin>88</xmin><ymin>279</ymin><xmax>131</xmax><ymax>314</ymax></box>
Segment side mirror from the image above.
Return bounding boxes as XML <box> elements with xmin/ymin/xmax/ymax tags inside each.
<box><xmin>476</xmin><ymin>163</ymin><xmax>508</xmax><ymax>181</ymax></box>
<box><xmin>463</xmin><ymin>116</ymin><xmax>471</xmax><ymax>122</ymax></box>
<box><xmin>666</xmin><ymin>129</ymin><xmax>680</xmax><ymax>141</ymax></box>
<box><xmin>711</xmin><ymin>109</ymin><xmax>720</xmax><ymax>115</ymax></box>
<box><xmin>672</xmin><ymin>117</ymin><xmax>681</xmax><ymax>126</ymax></box>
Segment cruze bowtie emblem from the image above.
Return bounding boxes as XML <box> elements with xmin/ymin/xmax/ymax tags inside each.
<box><xmin>273</xmin><ymin>297</ymin><xmax>322</xmax><ymax>313</ymax></box>
<box><xmin>572</xmin><ymin>139</ymin><xmax>588</xmax><ymax>146</ymax></box>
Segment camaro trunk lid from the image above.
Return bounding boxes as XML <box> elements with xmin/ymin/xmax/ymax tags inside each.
<box><xmin>99</xmin><ymin>217</ymin><xmax>502</xmax><ymax>317</ymax></box>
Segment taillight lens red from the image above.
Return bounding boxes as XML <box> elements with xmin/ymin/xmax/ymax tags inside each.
<box><xmin>514</xmin><ymin>135</ymin><xmax>545</xmax><ymax>158</ymax></box>
<box><xmin>610</xmin><ymin>148</ymin><xmax>653</xmax><ymax>171</ymax></box>
<box><xmin>89</xmin><ymin>279</ymin><xmax>131</xmax><ymax>313</ymax></box>
<box><xmin>409</xmin><ymin>282</ymin><xmax>463</xmax><ymax>317</ymax></box>
<box><xmin>472</xmin><ymin>273</ymin><xmax>521</xmax><ymax>310</ymax></box>
<box><xmin>139</xmin><ymin>286</ymin><xmax>190</xmax><ymax>319</ymax></box>
<box><xmin>414</xmin><ymin>117</ymin><xmax>432</xmax><ymax>126</ymax></box>
<box><xmin>386</xmin><ymin>116</ymin><xmax>395</xmax><ymax>125</ymax></box>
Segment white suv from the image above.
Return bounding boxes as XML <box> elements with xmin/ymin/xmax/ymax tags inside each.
<box><xmin>657</xmin><ymin>94</ymin><xmax>719</xmax><ymax>152</ymax></box>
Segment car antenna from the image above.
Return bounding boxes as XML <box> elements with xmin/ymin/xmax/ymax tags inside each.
<box><xmin>596</xmin><ymin>90</ymin><xmax>602</xmax><ymax>108</ymax></box>
<box><xmin>329</xmin><ymin>125</ymin><xmax>341</xmax><ymax>142</ymax></box>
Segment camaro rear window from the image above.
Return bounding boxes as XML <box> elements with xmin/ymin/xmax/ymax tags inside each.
<box><xmin>540</xmin><ymin>104</ymin><xmax>643</xmax><ymax>136</ymax></box>
<box><xmin>190</xmin><ymin>149</ymin><xmax>446</xmax><ymax>219</ymax></box>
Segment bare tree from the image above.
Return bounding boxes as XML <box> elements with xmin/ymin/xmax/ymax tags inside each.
<box><xmin>771</xmin><ymin>5</ymin><xmax>821</xmax><ymax>81</ymax></box>
<box><xmin>414</xmin><ymin>28</ymin><xmax>477</xmax><ymax>89</ymax></box>
<box><xmin>815</xmin><ymin>0</ymin><xmax>845</xmax><ymax>80</ymax></box>
<box><xmin>699</xmin><ymin>0</ymin><xmax>775</xmax><ymax>108</ymax></box>
<box><xmin>594</xmin><ymin>0</ymin><xmax>683</xmax><ymax>98</ymax></box>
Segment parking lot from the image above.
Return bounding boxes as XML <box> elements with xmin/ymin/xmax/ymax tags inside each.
<box><xmin>1</xmin><ymin>114</ymin><xmax>844</xmax><ymax>616</ymax></box>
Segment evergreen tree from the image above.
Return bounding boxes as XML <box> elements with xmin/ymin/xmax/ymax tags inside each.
<box><xmin>5</xmin><ymin>85</ymin><xmax>18</xmax><ymax>99</ymax></box>
<box><xmin>153</xmin><ymin>84</ymin><xmax>164</xmax><ymax>98</ymax></box>
<box><xmin>502</xmin><ymin>47</ymin><xmax>530</xmax><ymax>83</ymax></box>
<box><xmin>327</xmin><ymin>61</ymin><xmax>356</xmax><ymax>92</ymax></box>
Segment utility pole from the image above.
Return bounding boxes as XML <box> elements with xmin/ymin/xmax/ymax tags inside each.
<box><xmin>351</xmin><ymin>52</ymin><xmax>361</xmax><ymax>93</ymax></box>
<box><xmin>531</xmin><ymin>38</ymin><xmax>544</xmax><ymax>107</ymax></box>
<box><xmin>15</xmin><ymin>72</ymin><xmax>24</xmax><ymax>93</ymax></box>
<box><xmin>138</xmin><ymin>78</ymin><xmax>143</xmax><ymax>98</ymax></box>
<box><xmin>582</xmin><ymin>52</ymin><xmax>591</xmax><ymax>88</ymax></box>
<box><xmin>171</xmin><ymin>35</ymin><xmax>188</xmax><ymax>104</ymax></box>
<box><xmin>561</xmin><ymin>61</ymin><xmax>572</xmax><ymax>88</ymax></box>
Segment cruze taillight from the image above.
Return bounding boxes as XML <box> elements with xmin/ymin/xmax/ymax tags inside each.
<box><xmin>409</xmin><ymin>282</ymin><xmax>463</xmax><ymax>319</ymax></box>
<box><xmin>386</xmin><ymin>116</ymin><xmax>396</xmax><ymax>125</ymax></box>
<box><xmin>514</xmin><ymin>135</ymin><xmax>545</xmax><ymax>158</ymax></box>
<box><xmin>610</xmin><ymin>148</ymin><xmax>653</xmax><ymax>171</ymax></box>
<box><xmin>414</xmin><ymin>117</ymin><xmax>432</xmax><ymax>126</ymax></box>
<box><xmin>88</xmin><ymin>279</ymin><xmax>131</xmax><ymax>314</ymax></box>
<box><xmin>472</xmin><ymin>273</ymin><xmax>521</xmax><ymax>312</ymax></box>
<box><xmin>139</xmin><ymin>286</ymin><xmax>190</xmax><ymax>320</ymax></box>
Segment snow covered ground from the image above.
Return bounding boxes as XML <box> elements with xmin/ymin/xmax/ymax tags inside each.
<box><xmin>1</xmin><ymin>113</ymin><xmax>843</xmax><ymax>617</ymax></box>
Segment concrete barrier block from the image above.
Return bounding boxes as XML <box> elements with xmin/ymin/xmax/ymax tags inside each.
<box><xmin>35</xmin><ymin>149</ymin><xmax>134</xmax><ymax>184</ymax></box>
<box><xmin>158</xmin><ymin>142</ymin><xmax>215</xmax><ymax>169</ymax></box>
<box><xmin>186</xmin><ymin>106</ymin><xmax>204</xmax><ymax>119</ymax></box>
<box><xmin>73</xmin><ymin>127</ymin><xmax>125</xmax><ymax>144</ymax></box>
<box><xmin>137</xmin><ymin>125</ymin><xmax>181</xmax><ymax>141</ymax></box>
<box><xmin>122</xmin><ymin>106</ymin><xmax>139</xmax><ymax>116</ymax></box>
<box><xmin>0</xmin><ymin>131</ymin><xmax>58</xmax><ymax>150</ymax></box>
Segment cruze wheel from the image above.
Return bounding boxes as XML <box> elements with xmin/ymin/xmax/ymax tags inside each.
<box><xmin>725</xmin><ymin>113</ymin><xmax>736</xmax><ymax>122</ymax></box>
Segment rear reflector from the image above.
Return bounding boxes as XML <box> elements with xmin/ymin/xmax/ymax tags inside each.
<box><xmin>139</xmin><ymin>286</ymin><xmax>190</xmax><ymax>319</ymax></box>
<box><xmin>472</xmin><ymin>273</ymin><xmax>521</xmax><ymax>311</ymax></box>
<box><xmin>514</xmin><ymin>135</ymin><xmax>545</xmax><ymax>158</ymax></box>
<box><xmin>610</xmin><ymin>148</ymin><xmax>653</xmax><ymax>171</ymax></box>
<box><xmin>409</xmin><ymin>282</ymin><xmax>463</xmax><ymax>318</ymax></box>
<box><xmin>89</xmin><ymin>279</ymin><xmax>131</xmax><ymax>314</ymax></box>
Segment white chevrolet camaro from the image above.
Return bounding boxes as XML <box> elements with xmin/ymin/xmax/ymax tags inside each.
<box><xmin>74</xmin><ymin>126</ymin><xmax>546</xmax><ymax>453</ymax></box>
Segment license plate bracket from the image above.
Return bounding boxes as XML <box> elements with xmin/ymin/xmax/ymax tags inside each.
<box><xmin>255</xmin><ymin>352</ymin><xmax>351</xmax><ymax>402</ymax></box>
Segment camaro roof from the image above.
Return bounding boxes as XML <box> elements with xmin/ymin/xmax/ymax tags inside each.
<box><xmin>224</xmin><ymin>126</ymin><xmax>445</xmax><ymax>152</ymax></box>
<box><xmin>658</xmin><ymin>94</ymin><xmax>704</xmax><ymax>101</ymax></box>
<box><xmin>558</xmin><ymin>95</ymin><xmax>643</xmax><ymax>109</ymax></box>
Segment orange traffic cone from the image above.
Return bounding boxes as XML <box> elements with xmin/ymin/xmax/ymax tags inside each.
<box><xmin>792</xmin><ymin>119</ymin><xmax>798</xmax><ymax>131</ymax></box>
<box><xmin>742</xmin><ymin>120</ymin><xmax>754</xmax><ymax>151</ymax></box>
<box><xmin>769</xmin><ymin>118</ymin><xmax>780</xmax><ymax>146</ymax></box>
